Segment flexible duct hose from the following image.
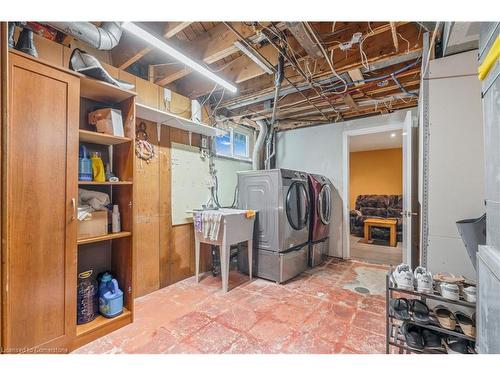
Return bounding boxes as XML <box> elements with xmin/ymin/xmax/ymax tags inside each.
<box><xmin>47</xmin><ymin>22</ymin><xmax>123</xmax><ymax>50</ymax></box>
<box><xmin>252</xmin><ymin>120</ymin><xmax>268</xmax><ymax>170</ymax></box>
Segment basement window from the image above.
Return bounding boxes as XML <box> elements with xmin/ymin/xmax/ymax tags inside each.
<box><xmin>215</xmin><ymin>127</ymin><xmax>252</xmax><ymax>161</ymax></box>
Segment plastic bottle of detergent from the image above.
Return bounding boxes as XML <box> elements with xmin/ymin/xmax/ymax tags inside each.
<box><xmin>98</xmin><ymin>272</ymin><xmax>123</xmax><ymax>318</ymax></box>
<box><xmin>91</xmin><ymin>151</ymin><xmax>105</xmax><ymax>182</ymax></box>
<box><xmin>78</xmin><ymin>145</ymin><xmax>93</xmax><ymax>181</ymax></box>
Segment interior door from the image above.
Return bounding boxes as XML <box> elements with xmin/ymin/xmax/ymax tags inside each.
<box><xmin>402</xmin><ymin>110</ymin><xmax>418</xmax><ymax>267</ymax></box>
<box><xmin>5</xmin><ymin>53</ymin><xmax>79</xmax><ymax>352</ymax></box>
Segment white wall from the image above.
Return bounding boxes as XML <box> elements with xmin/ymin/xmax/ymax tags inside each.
<box><xmin>426</xmin><ymin>50</ymin><xmax>484</xmax><ymax>280</ymax></box>
<box><xmin>215</xmin><ymin>157</ymin><xmax>252</xmax><ymax>207</ymax></box>
<box><xmin>276</xmin><ymin>110</ymin><xmax>414</xmax><ymax>258</ymax></box>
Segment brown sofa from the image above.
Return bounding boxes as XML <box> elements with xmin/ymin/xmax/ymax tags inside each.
<box><xmin>350</xmin><ymin>194</ymin><xmax>403</xmax><ymax>242</ymax></box>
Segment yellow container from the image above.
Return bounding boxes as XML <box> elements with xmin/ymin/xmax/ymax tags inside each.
<box><xmin>91</xmin><ymin>152</ymin><xmax>105</xmax><ymax>182</ymax></box>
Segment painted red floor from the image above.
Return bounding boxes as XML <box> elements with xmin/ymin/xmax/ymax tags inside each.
<box><xmin>73</xmin><ymin>258</ymin><xmax>389</xmax><ymax>354</ymax></box>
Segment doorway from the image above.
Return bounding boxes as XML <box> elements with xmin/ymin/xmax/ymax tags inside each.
<box><xmin>342</xmin><ymin>111</ymin><xmax>417</xmax><ymax>267</ymax></box>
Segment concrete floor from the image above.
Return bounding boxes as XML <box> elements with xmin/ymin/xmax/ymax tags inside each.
<box><xmin>73</xmin><ymin>258</ymin><xmax>388</xmax><ymax>354</ymax></box>
<box><xmin>350</xmin><ymin>235</ymin><xmax>402</xmax><ymax>266</ymax></box>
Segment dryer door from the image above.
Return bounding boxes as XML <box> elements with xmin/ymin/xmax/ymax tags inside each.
<box><xmin>286</xmin><ymin>181</ymin><xmax>310</xmax><ymax>230</ymax></box>
<box><xmin>318</xmin><ymin>184</ymin><xmax>332</xmax><ymax>225</ymax></box>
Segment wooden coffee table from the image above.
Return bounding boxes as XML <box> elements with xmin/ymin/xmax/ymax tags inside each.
<box><xmin>364</xmin><ymin>218</ymin><xmax>398</xmax><ymax>247</ymax></box>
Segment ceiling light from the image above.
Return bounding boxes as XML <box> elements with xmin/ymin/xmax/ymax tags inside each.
<box><xmin>234</xmin><ymin>41</ymin><xmax>275</xmax><ymax>75</ymax></box>
<box><xmin>122</xmin><ymin>22</ymin><xmax>238</xmax><ymax>93</ymax></box>
<box><xmin>390</xmin><ymin>133</ymin><xmax>397</xmax><ymax>138</ymax></box>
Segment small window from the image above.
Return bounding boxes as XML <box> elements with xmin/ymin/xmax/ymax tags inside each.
<box><xmin>215</xmin><ymin>130</ymin><xmax>232</xmax><ymax>156</ymax></box>
<box><xmin>215</xmin><ymin>127</ymin><xmax>252</xmax><ymax>160</ymax></box>
<box><xmin>233</xmin><ymin>131</ymin><xmax>249</xmax><ymax>158</ymax></box>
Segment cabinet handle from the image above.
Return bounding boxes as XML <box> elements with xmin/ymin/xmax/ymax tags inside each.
<box><xmin>71</xmin><ymin>198</ymin><xmax>76</xmax><ymax>221</ymax></box>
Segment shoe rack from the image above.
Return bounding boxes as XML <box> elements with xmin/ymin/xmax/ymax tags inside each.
<box><xmin>385</xmin><ymin>267</ymin><xmax>476</xmax><ymax>354</ymax></box>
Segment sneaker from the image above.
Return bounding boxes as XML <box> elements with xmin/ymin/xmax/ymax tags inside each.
<box><xmin>444</xmin><ymin>338</ymin><xmax>472</xmax><ymax>354</ymax></box>
<box><xmin>414</xmin><ymin>266</ymin><xmax>433</xmax><ymax>293</ymax></box>
<box><xmin>463</xmin><ymin>286</ymin><xmax>476</xmax><ymax>303</ymax></box>
<box><xmin>392</xmin><ymin>263</ymin><xmax>414</xmax><ymax>290</ymax></box>
<box><xmin>439</xmin><ymin>282</ymin><xmax>460</xmax><ymax>301</ymax></box>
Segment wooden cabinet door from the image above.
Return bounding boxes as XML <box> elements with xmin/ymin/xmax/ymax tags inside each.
<box><xmin>3</xmin><ymin>53</ymin><xmax>79</xmax><ymax>352</ymax></box>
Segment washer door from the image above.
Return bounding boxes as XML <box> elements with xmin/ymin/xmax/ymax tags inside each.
<box><xmin>318</xmin><ymin>184</ymin><xmax>332</xmax><ymax>225</ymax></box>
<box><xmin>286</xmin><ymin>181</ymin><xmax>310</xmax><ymax>230</ymax></box>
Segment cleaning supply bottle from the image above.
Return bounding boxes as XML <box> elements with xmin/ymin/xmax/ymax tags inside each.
<box><xmin>77</xmin><ymin>270</ymin><xmax>98</xmax><ymax>324</ymax></box>
<box><xmin>112</xmin><ymin>205</ymin><xmax>121</xmax><ymax>233</ymax></box>
<box><xmin>78</xmin><ymin>145</ymin><xmax>93</xmax><ymax>181</ymax></box>
<box><xmin>91</xmin><ymin>151</ymin><xmax>105</xmax><ymax>182</ymax></box>
<box><xmin>98</xmin><ymin>272</ymin><xmax>123</xmax><ymax>318</ymax></box>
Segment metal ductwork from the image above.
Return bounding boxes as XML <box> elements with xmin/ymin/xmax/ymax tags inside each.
<box><xmin>46</xmin><ymin>22</ymin><xmax>123</xmax><ymax>50</ymax></box>
<box><xmin>252</xmin><ymin>120</ymin><xmax>268</xmax><ymax>170</ymax></box>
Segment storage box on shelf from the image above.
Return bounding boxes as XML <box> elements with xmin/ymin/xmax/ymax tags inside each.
<box><xmin>385</xmin><ymin>268</ymin><xmax>476</xmax><ymax>354</ymax></box>
<box><xmin>75</xmin><ymin>76</ymin><xmax>136</xmax><ymax>350</ymax></box>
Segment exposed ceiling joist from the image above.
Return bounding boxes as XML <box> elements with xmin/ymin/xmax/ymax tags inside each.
<box><xmin>390</xmin><ymin>22</ymin><xmax>399</xmax><ymax>52</ymax></box>
<box><xmin>154</xmin><ymin>22</ymin><xmax>270</xmax><ymax>86</ymax></box>
<box><xmin>112</xmin><ymin>22</ymin><xmax>193</xmax><ymax>70</ymax></box>
<box><xmin>348</xmin><ymin>68</ymin><xmax>365</xmax><ymax>86</ymax></box>
<box><xmin>286</xmin><ymin>22</ymin><xmax>323</xmax><ymax>58</ymax></box>
<box><xmin>163</xmin><ymin>22</ymin><xmax>193</xmax><ymax>39</ymax></box>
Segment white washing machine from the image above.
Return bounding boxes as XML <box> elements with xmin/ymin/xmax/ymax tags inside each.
<box><xmin>237</xmin><ymin>169</ymin><xmax>310</xmax><ymax>283</ymax></box>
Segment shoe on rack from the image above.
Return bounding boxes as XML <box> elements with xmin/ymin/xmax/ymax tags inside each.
<box><xmin>438</xmin><ymin>282</ymin><xmax>460</xmax><ymax>301</ymax></box>
<box><xmin>462</xmin><ymin>286</ymin><xmax>476</xmax><ymax>303</ymax></box>
<box><xmin>401</xmin><ymin>322</ymin><xmax>424</xmax><ymax>351</ymax></box>
<box><xmin>392</xmin><ymin>263</ymin><xmax>414</xmax><ymax>290</ymax></box>
<box><xmin>422</xmin><ymin>329</ymin><xmax>443</xmax><ymax>350</ymax></box>
<box><xmin>389</xmin><ymin>298</ymin><xmax>410</xmax><ymax>320</ymax></box>
<box><xmin>434</xmin><ymin>305</ymin><xmax>457</xmax><ymax>330</ymax></box>
<box><xmin>414</xmin><ymin>266</ymin><xmax>433</xmax><ymax>293</ymax></box>
<box><xmin>409</xmin><ymin>299</ymin><xmax>430</xmax><ymax>324</ymax></box>
<box><xmin>444</xmin><ymin>338</ymin><xmax>472</xmax><ymax>354</ymax></box>
<box><xmin>455</xmin><ymin>311</ymin><xmax>476</xmax><ymax>338</ymax></box>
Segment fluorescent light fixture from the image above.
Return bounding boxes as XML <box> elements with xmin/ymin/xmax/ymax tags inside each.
<box><xmin>234</xmin><ymin>41</ymin><xmax>275</xmax><ymax>75</ymax></box>
<box><xmin>122</xmin><ymin>22</ymin><xmax>237</xmax><ymax>93</ymax></box>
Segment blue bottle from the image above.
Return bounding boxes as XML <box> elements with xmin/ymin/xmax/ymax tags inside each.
<box><xmin>98</xmin><ymin>272</ymin><xmax>124</xmax><ymax>318</ymax></box>
<box><xmin>79</xmin><ymin>145</ymin><xmax>93</xmax><ymax>181</ymax></box>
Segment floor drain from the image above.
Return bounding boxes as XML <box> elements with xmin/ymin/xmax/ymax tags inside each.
<box><xmin>354</xmin><ymin>287</ymin><xmax>370</xmax><ymax>294</ymax></box>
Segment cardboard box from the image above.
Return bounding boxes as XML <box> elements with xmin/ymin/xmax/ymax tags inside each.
<box><xmin>88</xmin><ymin>108</ymin><xmax>124</xmax><ymax>137</ymax></box>
<box><xmin>78</xmin><ymin>210</ymin><xmax>109</xmax><ymax>239</ymax></box>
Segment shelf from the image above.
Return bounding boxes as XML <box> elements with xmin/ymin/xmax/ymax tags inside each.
<box><xmin>388</xmin><ymin>286</ymin><xmax>476</xmax><ymax>308</ymax></box>
<box><xmin>388</xmin><ymin>339</ymin><xmax>447</xmax><ymax>354</ymax></box>
<box><xmin>79</xmin><ymin>129</ymin><xmax>132</xmax><ymax>145</ymax></box>
<box><xmin>76</xmin><ymin>308</ymin><xmax>132</xmax><ymax>337</ymax></box>
<box><xmin>135</xmin><ymin>103</ymin><xmax>224</xmax><ymax>137</ymax></box>
<box><xmin>388</xmin><ymin>315</ymin><xmax>476</xmax><ymax>341</ymax></box>
<box><xmin>78</xmin><ymin>231</ymin><xmax>132</xmax><ymax>245</ymax></box>
<box><xmin>80</xmin><ymin>76</ymin><xmax>136</xmax><ymax>103</ymax></box>
<box><xmin>78</xmin><ymin>181</ymin><xmax>133</xmax><ymax>186</ymax></box>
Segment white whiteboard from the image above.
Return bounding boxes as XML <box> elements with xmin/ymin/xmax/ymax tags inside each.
<box><xmin>171</xmin><ymin>142</ymin><xmax>210</xmax><ymax>225</ymax></box>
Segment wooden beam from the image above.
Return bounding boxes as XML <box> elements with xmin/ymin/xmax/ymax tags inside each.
<box><xmin>286</xmin><ymin>22</ymin><xmax>323</xmax><ymax>58</ymax></box>
<box><xmin>154</xmin><ymin>22</ymin><xmax>263</xmax><ymax>86</ymax></box>
<box><xmin>111</xmin><ymin>22</ymin><xmax>193</xmax><ymax>70</ymax></box>
<box><xmin>163</xmin><ymin>22</ymin><xmax>193</xmax><ymax>39</ymax></box>
<box><xmin>344</xmin><ymin>94</ymin><xmax>360</xmax><ymax>112</ymax></box>
<box><xmin>390</xmin><ymin>22</ymin><xmax>399</xmax><ymax>52</ymax></box>
<box><xmin>348</xmin><ymin>68</ymin><xmax>364</xmax><ymax>87</ymax></box>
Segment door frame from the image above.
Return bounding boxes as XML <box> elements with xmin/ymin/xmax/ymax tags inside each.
<box><xmin>341</xmin><ymin>121</ymin><xmax>406</xmax><ymax>260</ymax></box>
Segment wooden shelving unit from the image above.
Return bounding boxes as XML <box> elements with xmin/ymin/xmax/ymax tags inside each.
<box><xmin>77</xmin><ymin>231</ymin><xmax>132</xmax><ymax>245</ymax></box>
<box><xmin>78</xmin><ymin>181</ymin><xmax>133</xmax><ymax>186</ymax></box>
<box><xmin>76</xmin><ymin>308</ymin><xmax>132</xmax><ymax>337</ymax></box>
<box><xmin>79</xmin><ymin>129</ymin><xmax>132</xmax><ymax>145</ymax></box>
<box><xmin>75</xmin><ymin>77</ymin><xmax>136</xmax><ymax>350</ymax></box>
<box><xmin>80</xmin><ymin>76</ymin><xmax>136</xmax><ymax>103</ymax></box>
